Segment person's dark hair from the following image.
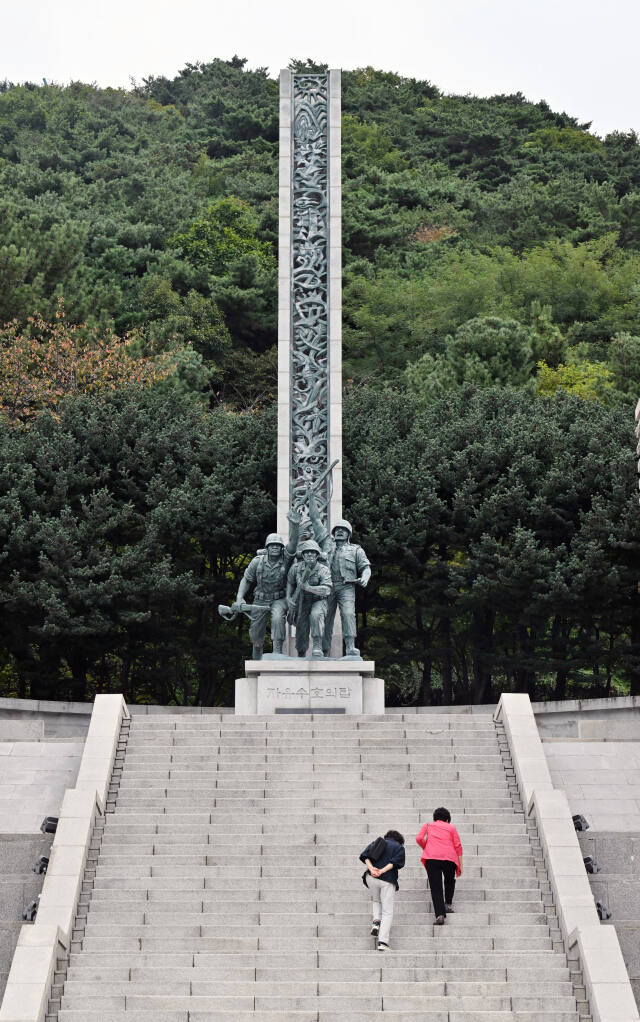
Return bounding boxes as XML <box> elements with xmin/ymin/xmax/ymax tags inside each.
<box><xmin>433</xmin><ymin>807</ymin><xmax>451</xmax><ymax>823</ymax></box>
<box><xmin>384</xmin><ymin>829</ymin><xmax>405</xmax><ymax>845</ymax></box>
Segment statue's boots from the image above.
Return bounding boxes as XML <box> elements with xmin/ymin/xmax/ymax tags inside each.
<box><xmin>345</xmin><ymin>640</ymin><xmax>360</xmax><ymax>657</ymax></box>
<box><xmin>312</xmin><ymin>642</ymin><xmax>324</xmax><ymax>658</ymax></box>
<box><xmin>273</xmin><ymin>640</ymin><xmax>283</xmax><ymax>654</ymax></box>
<box><xmin>252</xmin><ymin>645</ymin><xmax>263</xmax><ymax>660</ymax></box>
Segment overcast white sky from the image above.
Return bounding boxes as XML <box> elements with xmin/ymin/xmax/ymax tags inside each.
<box><xmin>1</xmin><ymin>0</ymin><xmax>638</xmax><ymax>138</ymax></box>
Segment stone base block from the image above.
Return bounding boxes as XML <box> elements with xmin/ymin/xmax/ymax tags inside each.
<box><xmin>235</xmin><ymin>660</ymin><xmax>385</xmax><ymax>715</ymax></box>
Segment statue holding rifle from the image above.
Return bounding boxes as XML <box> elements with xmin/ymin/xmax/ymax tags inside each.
<box><xmin>307</xmin><ymin>490</ymin><xmax>371</xmax><ymax>658</ymax></box>
<box><xmin>220</xmin><ymin>510</ymin><xmax>302</xmax><ymax>660</ymax></box>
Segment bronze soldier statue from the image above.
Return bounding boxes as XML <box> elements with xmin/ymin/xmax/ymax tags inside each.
<box><xmin>230</xmin><ymin>510</ymin><xmax>301</xmax><ymax>660</ymax></box>
<box><xmin>308</xmin><ymin>493</ymin><xmax>371</xmax><ymax>658</ymax></box>
<box><xmin>286</xmin><ymin>539</ymin><xmax>332</xmax><ymax>658</ymax></box>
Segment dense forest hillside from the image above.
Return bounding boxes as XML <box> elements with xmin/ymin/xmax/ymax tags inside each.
<box><xmin>1</xmin><ymin>58</ymin><xmax>640</xmax><ymax>705</ymax></box>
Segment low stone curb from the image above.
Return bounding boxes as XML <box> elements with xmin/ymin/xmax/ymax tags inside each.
<box><xmin>495</xmin><ymin>692</ymin><xmax>639</xmax><ymax>1022</ymax></box>
<box><xmin>0</xmin><ymin>694</ymin><xmax>129</xmax><ymax>1022</ymax></box>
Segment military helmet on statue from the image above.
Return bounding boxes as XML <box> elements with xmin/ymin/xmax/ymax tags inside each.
<box><xmin>265</xmin><ymin>533</ymin><xmax>285</xmax><ymax>547</ymax></box>
<box><xmin>298</xmin><ymin>539</ymin><xmax>322</xmax><ymax>556</ymax></box>
<box><xmin>331</xmin><ymin>518</ymin><xmax>352</xmax><ymax>538</ymax></box>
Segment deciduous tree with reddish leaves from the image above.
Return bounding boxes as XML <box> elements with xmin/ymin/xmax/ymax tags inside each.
<box><xmin>0</xmin><ymin>300</ymin><xmax>173</xmax><ymax>426</ymax></box>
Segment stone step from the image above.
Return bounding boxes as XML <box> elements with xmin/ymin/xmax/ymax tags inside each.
<box><xmin>125</xmin><ymin>741</ymin><xmax>503</xmax><ymax>750</ymax></box>
<box><xmin>117</xmin><ymin>773</ymin><xmax>507</xmax><ymax>786</ymax></box>
<box><xmin>129</xmin><ymin>718</ymin><xmax>496</xmax><ymax>727</ymax></box>
<box><xmin>57</xmin><ymin>1014</ymin><xmax>583</xmax><ymax>1022</ymax></box>
<box><xmin>64</xmin><ymin>949</ymin><xmax>570</xmax><ymax>970</ymax></box>
<box><xmin>123</xmin><ymin>748</ymin><xmax>504</xmax><ymax>760</ymax></box>
<box><xmin>80</xmin><ymin>919</ymin><xmax>552</xmax><ymax>937</ymax></box>
<box><xmin>130</xmin><ymin>720</ymin><xmax>496</xmax><ymax>729</ymax></box>
<box><xmin>56</xmin><ymin>1013</ymin><xmax>308</xmax><ymax>1022</ymax></box>
<box><xmin>89</xmin><ymin>888</ymin><xmax>546</xmax><ymax>905</ymax></box>
<box><xmin>57</xmin><ymin>710</ymin><xmax>580</xmax><ymax>1022</ymax></box>
<box><xmin>124</xmin><ymin>737</ymin><xmax>500</xmax><ymax>749</ymax></box>
<box><xmin>84</xmin><ymin>905</ymin><xmax>550</xmax><ymax>925</ymax></box>
<box><xmin>94</xmin><ymin>849</ymin><xmax>534</xmax><ymax>866</ymax></box>
<box><xmin>61</xmin><ymin>978</ymin><xmax>572</xmax><ymax>995</ymax></box>
<box><xmin>113</xmin><ymin>784</ymin><xmax>509</xmax><ymax>801</ymax></box>
<box><xmin>95</xmin><ymin>824</ymin><xmax>530</xmax><ymax>840</ymax></box>
<box><xmin>100</xmin><ymin>816</ymin><xmax>520</xmax><ymax>830</ymax></box>
<box><xmin>91</xmin><ymin>835</ymin><xmax>532</xmax><ymax>853</ymax></box>
<box><xmin>88</xmin><ymin>868</ymin><xmax>541</xmax><ymax>884</ymax></box>
<box><xmin>91</xmin><ymin>876</ymin><xmax>544</xmax><ymax>891</ymax></box>
<box><xmin>122</xmin><ymin>757</ymin><xmax>507</xmax><ymax>771</ymax></box>
<box><xmin>91</xmin><ymin>866</ymin><xmax>537</xmax><ymax>885</ymax></box>
<box><xmin>78</xmin><ymin>936</ymin><xmax>557</xmax><ymax>953</ymax></box>
<box><xmin>123</xmin><ymin>751</ymin><xmax>506</xmax><ymax>765</ymax></box>
<box><xmin>125</xmin><ymin>729</ymin><xmax>500</xmax><ymax>739</ymax></box>
<box><xmin>93</xmin><ymin>841</ymin><xmax>534</xmax><ymax>858</ymax></box>
<box><xmin>127</xmin><ymin>727</ymin><xmax>492</xmax><ymax>735</ymax></box>
<box><xmin>64</xmin><ymin>966</ymin><xmax>574</xmax><ymax>990</ymax></box>
<box><xmin>57</xmin><ymin>1014</ymin><xmax>582</xmax><ymax>1022</ymax></box>
<box><xmin>111</xmin><ymin>796</ymin><xmax>520</xmax><ymax>814</ymax></box>
<box><xmin>98</xmin><ymin>817</ymin><xmax>524</xmax><ymax>832</ymax></box>
<box><xmin>88</xmin><ymin>890</ymin><xmax>546</xmax><ymax>909</ymax></box>
<box><xmin>114</xmin><ymin>774</ymin><xmax>515</xmax><ymax>789</ymax></box>
<box><xmin>55</xmin><ymin>992</ymin><xmax>578</xmax><ymax>1011</ymax></box>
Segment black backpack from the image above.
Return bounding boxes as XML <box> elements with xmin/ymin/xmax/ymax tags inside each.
<box><xmin>361</xmin><ymin>835</ymin><xmax>387</xmax><ymax>886</ymax></box>
<box><xmin>368</xmin><ymin>835</ymin><xmax>387</xmax><ymax>862</ymax></box>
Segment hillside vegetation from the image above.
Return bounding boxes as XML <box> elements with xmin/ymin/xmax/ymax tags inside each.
<box><xmin>1</xmin><ymin>58</ymin><xmax>640</xmax><ymax>705</ymax></box>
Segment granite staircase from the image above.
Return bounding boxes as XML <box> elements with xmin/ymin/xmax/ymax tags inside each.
<box><xmin>47</xmin><ymin>711</ymin><xmax>590</xmax><ymax>1022</ymax></box>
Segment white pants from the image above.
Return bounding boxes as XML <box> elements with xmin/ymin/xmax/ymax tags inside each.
<box><xmin>365</xmin><ymin>874</ymin><xmax>395</xmax><ymax>945</ymax></box>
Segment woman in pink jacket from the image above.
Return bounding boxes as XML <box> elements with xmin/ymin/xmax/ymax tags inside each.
<box><xmin>416</xmin><ymin>807</ymin><xmax>463</xmax><ymax>925</ymax></box>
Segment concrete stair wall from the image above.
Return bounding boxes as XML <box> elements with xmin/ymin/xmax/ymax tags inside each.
<box><xmin>48</xmin><ymin>713</ymin><xmax>589</xmax><ymax>1021</ymax></box>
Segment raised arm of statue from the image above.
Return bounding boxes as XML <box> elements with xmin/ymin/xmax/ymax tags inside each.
<box><xmin>285</xmin><ymin>508</ymin><xmax>302</xmax><ymax>556</ymax></box>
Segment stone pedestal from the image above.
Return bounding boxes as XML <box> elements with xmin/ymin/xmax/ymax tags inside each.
<box><xmin>235</xmin><ymin>660</ymin><xmax>385</xmax><ymax>715</ymax></box>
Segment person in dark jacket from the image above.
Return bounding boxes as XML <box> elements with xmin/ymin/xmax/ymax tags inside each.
<box><xmin>359</xmin><ymin>830</ymin><xmax>405</xmax><ymax>951</ymax></box>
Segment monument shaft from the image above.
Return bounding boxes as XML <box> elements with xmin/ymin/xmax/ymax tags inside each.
<box><xmin>277</xmin><ymin>69</ymin><xmax>342</xmax><ymax>539</ymax></box>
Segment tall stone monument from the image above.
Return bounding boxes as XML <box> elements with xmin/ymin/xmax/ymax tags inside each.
<box><xmin>234</xmin><ymin>69</ymin><xmax>384</xmax><ymax>714</ymax></box>
<box><xmin>276</xmin><ymin>69</ymin><xmax>342</xmax><ymax>540</ymax></box>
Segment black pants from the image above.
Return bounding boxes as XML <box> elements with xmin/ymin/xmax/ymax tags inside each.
<box><xmin>424</xmin><ymin>859</ymin><xmax>456</xmax><ymax>917</ymax></box>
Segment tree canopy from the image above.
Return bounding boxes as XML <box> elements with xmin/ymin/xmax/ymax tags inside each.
<box><xmin>1</xmin><ymin>59</ymin><xmax>640</xmax><ymax>705</ymax></box>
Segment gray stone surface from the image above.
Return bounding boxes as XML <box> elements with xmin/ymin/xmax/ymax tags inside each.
<box><xmin>0</xmin><ymin>721</ymin><xmax>43</xmax><ymax>741</ymax></box>
<box><xmin>49</xmin><ymin>712</ymin><xmax>584</xmax><ymax>1022</ymax></box>
<box><xmin>533</xmin><ymin>696</ymin><xmax>640</xmax><ymax>738</ymax></box>
<box><xmin>0</xmin><ymin>741</ymin><xmax>83</xmax><ymax>833</ymax></box>
<box><xmin>544</xmin><ymin>742</ymin><xmax>640</xmax><ymax>830</ymax></box>
<box><xmin>0</xmin><ymin>835</ymin><xmax>52</xmax><ymax>1002</ymax></box>
<box><xmin>239</xmin><ymin>659</ymin><xmax>382</xmax><ymax>715</ymax></box>
<box><xmin>577</xmin><ymin>831</ymin><xmax>640</xmax><ymax>1009</ymax></box>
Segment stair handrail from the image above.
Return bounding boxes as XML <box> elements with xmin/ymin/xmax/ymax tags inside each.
<box><xmin>494</xmin><ymin>693</ymin><xmax>639</xmax><ymax>1022</ymax></box>
<box><xmin>0</xmin><ymin>694</ymin><xmax>129</xmax><ymax>1022</ymax></box>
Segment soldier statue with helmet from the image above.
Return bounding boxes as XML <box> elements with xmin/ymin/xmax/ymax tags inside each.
<box><xmin>308</xmin><ymin>491</ymin><xmax>371</xmax><ymax>658</ymax></box>
<box><xmin>229</xmin><ymin>510</ymin><xmax>302</xmax><ymax>660</ymax></box>
<box><xmin>286</xmin><ymin>539</ymin><xmax>333</xmax><ymax>658</ymax></box>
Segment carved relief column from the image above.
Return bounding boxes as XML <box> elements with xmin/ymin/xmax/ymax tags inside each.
<box><xmin>277</xmin><ymin>69</ymin><xmax>342</xmax><ymax>539</ymax></box>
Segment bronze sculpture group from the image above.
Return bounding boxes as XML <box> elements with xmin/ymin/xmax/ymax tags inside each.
<box><xmin>218</xmin><ymin>492</ymin><xmax>371</xmax><ymax>660</ymax></box>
